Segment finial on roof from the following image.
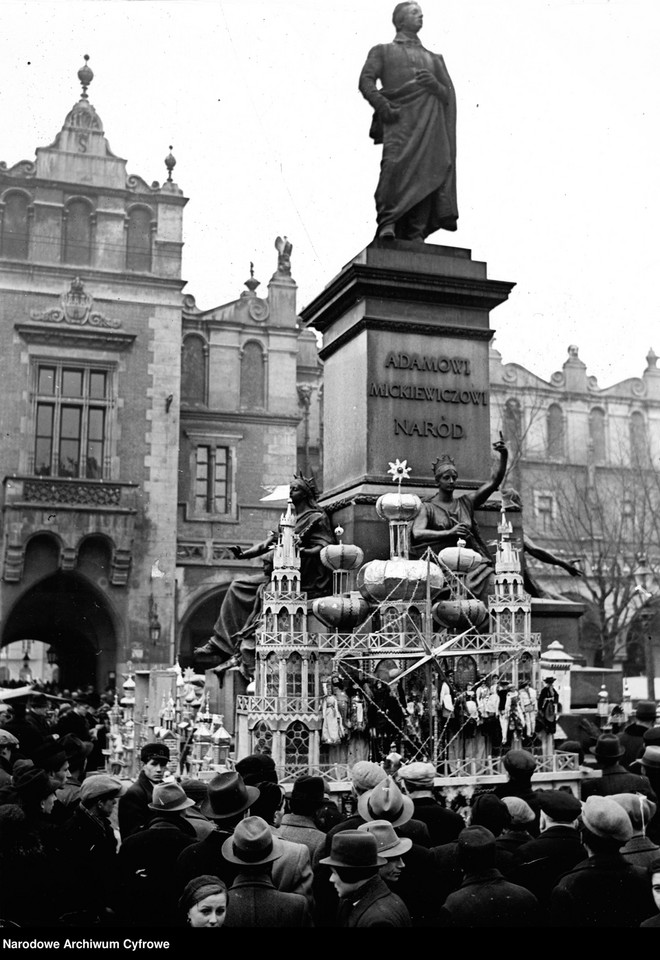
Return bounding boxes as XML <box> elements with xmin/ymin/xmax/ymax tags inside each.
<box><xmin>646</xmin><ymin>347</ymin><xmax>658</xmax><ymax>371</ymax></box>
<box><xmin>244</xmin><ymin>262</ymin><xmax>260</xmax><ymax>294</ymax></box>
<box><xmin>164</xmin><ymin>146</ymin><xmax>176</xmax><ymax>183</ymax></box>
<box><xmin>77</xmin><ymin>54</ymin><xmax>93</xmax><ymax>100</ymax></box>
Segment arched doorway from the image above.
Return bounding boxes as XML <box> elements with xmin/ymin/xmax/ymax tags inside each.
<box><xmin>178</xmin><ymin>586</ymin><xmax>229</xmax><ymax>671</ymax></box>
<box><xmin>1</xmin><ymin>571</ymin><xmax>118</xmax><ymax>693</ymax></box>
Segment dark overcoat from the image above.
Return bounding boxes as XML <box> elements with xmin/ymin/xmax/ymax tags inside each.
<box><xmin>548</xmin><ymin>853</ymin><xmax>654</xmax><ymax>927</ymax></box>
<box><xmin>117</xmin><ymin>770</ymin><xmax>154</xmax><ymax>839</ymax></box>
<box><xmin>439</xmin><ymin>868</ymin><xmax>540</xmax><ymax>927</ymax></box>
<box><xmin>337</xmin><ymin>874</ymin><xmax>411</xmax><ymax>928</ymax></box>
<box><xmin>225</xmin><ymin>872</ymin><xmax>313</xmax><ymax>927</ymax></box>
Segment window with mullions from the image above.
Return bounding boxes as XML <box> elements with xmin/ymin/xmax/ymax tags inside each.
<box><xmin>194</xmin><ymin>445</ymin><xmax>230</xmax><ymax>514</ymax></box>
<box><xmin>33</xmin><ymin>364</ymin><xmax>110</xmax><ymax>478</ymax></box>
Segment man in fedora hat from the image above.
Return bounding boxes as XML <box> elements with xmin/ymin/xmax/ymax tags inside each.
<box><xmin>398</xmin><ymin>760</ymin><xmax>464</xmax><ymax>846</ymax></box>
<box><xmin>581</xmin><ymin>733</ymin><xmax>657</xmax><ymax>801</ymax></box>
<box><xmin>358</xmin><ymin>819</ymin><xmax>411</xmax><ymax>888</ymax></box>
<box><xmin>117</xmin><ymin>781</ymin><xmax>197</xmax><ymax>926</ymax></box>
<box><xmin>118</xmin><ymin>742</ymin><xmax>171</xmax><ymax>839</ymax></box>
<box><xmin>176</xmin><ymin>771</ymin><xmax>260</xmax><ymax>890</ymax></box>
<box><xmin>620</xmin><ymin>700</ymin><xmax>657</xmax><ymax>770</ymax></box>
<box><xmin>549</xmin><ymin>795</ymin><xmax>654</xmax><ymax>927</ymax></box>
<box><xmin>439</xmin><ymin>825</ymin><xmax>539</xmax><ymax>927</ymax></box>
<box><xmin>223</xmin><ymin>816</ymin><xmax>312</xmax><ymax>927</ymax></box>
<box><xmin>276</xmin><ymin>775</ymin><xmax>326</xmax><ymax>867</ymax></box>
<box><xmin>320</xmin><ymin>830</ymin><xmax>411</xmax><ymax>927</ymax></box>
<box><xmin>59</xmin><ymin>774</ymin><xmax>125</xmax><ymax>922</ymax></box>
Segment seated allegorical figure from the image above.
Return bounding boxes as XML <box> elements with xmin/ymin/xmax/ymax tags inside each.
<box><xmin>195</xmin><ymin>473</ymin><xmax>336</xmax><ymax>677</ymax></box>
<box><xmin>410</xmin><ymin>437</ymin><xmax>508</xmax><ymax>602</ymax></box>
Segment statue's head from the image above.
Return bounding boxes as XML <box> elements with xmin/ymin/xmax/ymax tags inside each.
<box><xmin>392</xmin><ymin>2</ymin><xmax>423</xmax><ymax>33</ymax></box>
<box><xmin>432</xmin><ymin>454</ymin><xmax>457</xmax><ymax>486</ymax></box>
<box><xmin>290</xmin><ymin>471</ymin><xmax>319</xmax><ymax>505</ymax></box>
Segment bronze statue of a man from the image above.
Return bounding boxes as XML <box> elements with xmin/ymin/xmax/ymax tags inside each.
<box><xmin>359</xmin><ymin>2</ymin><xmax>458</xmax><ymax>241</ymax></box>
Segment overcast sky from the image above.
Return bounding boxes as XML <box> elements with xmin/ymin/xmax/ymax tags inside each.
<box><xmin>1</xmin><ymin>0</ymin><xmax>659</xmax><ymax>387</ymax></box>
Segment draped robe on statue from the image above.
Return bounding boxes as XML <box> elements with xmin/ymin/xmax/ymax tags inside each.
<box><xmin>412</xmin><ymin>495</ymin><xmax>493</xmax><ymax>601</ymax></box>
<box><xmin>212</xmin><ymin>507</ymin><xmax>336</xmax><ymax>667</ymax></box>
<box><xmin>359</xmin><ymin>32</ymin><xmax>458</xmax><ymax>239</ymax></box>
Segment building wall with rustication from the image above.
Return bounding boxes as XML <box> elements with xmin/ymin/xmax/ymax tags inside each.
<box><xmin>0</xmin><ymin>67</ymin><xmax>186</xmax><ymax>691</ymax></box>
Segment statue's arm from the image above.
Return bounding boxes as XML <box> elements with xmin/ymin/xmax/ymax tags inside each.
<box><xmin>523</xmin><ymin>536</ymin><xmax>583</xmax><ymax>576</ymax></box>
<box><xmin>230</xmin><ymin>529</ymin><xmax>277</xmax><ymax>560</ymax></box>
<box><xmin>358</xmin><ymin>45</ymin><xmax>389</xmax><ymax>111</ymax></box>
<box><xmin>470</xmin><ymin>439</ymin><xmax>508</xmax><ymax>509</ymax></box>
<box><xmin>359</xmin><ymin>45</ymin><xmax>400</xmax><ymax>124</ymax></box>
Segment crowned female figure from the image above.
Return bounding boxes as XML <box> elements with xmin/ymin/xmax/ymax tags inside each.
<box><xmin>196</xmin><ymin>473</ymin><xmax>335</xmax><ymax>677</ymax></box>
<box><xmin>410</xmin><ymin>438</ymin><xmax>508</xmax><ymax>603</ymax></box>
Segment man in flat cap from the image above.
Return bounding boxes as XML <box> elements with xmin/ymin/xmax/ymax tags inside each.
<box><xmin>493</xmin><ymin>749</ymin><xmax>542</xmax><ymax>835</ymax></box>
<box><xmin>60</xmin><ymin>774</ymin><xmax>125</xmax><ymax>922</ymax></box>
<box><xmin>118</xmin><ymin>742</ymin><xmax>171</xmax><ymax>839</ymax></box>
<box><xmin>612</xmin><ymin>793</ymin><xmax>659</xmax><ymax>869</ymax></box>
<box><xmin>511</xmin><ymin>789</ymin><xmax>586</xmax><ymax>908</ymax></box>
<box><xmin>398</xmin><ymin>760</ymin><xmax>463</xmax><ymax>845</ymax></box>
<box><xmin>0</xmin><ymin>729</ymin><xmax>19</xmax><ymax>787</ymax></box>
<box><xmin>439</xmin><ymin>826</ymin><xmax>539</xmax><ymax>927</ymax></box>
<box><xmin>548</xmin><ymin>795</ymin><xmax>654</xmax><ymax>927</ymax></box>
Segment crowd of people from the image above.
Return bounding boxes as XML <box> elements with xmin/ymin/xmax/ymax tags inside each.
<box><xmin>1</xmin><ymin>692</ymin><xmax>660</xmax><ymax>928</ymax></box>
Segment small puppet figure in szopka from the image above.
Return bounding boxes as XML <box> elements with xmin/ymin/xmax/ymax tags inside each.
<box><xmin>536</xmin><ymin>676</ymin><xmax>560</xmax><ymax>735</ymax></box>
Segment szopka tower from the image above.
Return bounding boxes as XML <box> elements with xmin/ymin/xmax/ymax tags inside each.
<box><xmin>300</xmin><ymin>6</ymin><xmax>514</xmax><ymax>559</ymax></box>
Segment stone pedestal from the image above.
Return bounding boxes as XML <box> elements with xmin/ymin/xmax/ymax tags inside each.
<box><xmin>300</xmin><ymin>240</ymin><xmax>515</xmax><ymax>559</ymax></box>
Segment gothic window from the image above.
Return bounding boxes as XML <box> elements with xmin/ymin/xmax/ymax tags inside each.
<box><xmin>194</xmin><ymin>445</ymin><xmax>230</xmax><ymax>514</ymax></box>
<box><xmin>126</xmin><ymin>207</ymin><xmax>152</xmax><ymax>272</ymax></box>
<box><xmin>589</xmin><ymin>407</ymin><xmax>606</xmax><ymax>464</ymax></box>
<box><xmin>407</xmin><ymin>607</ymin><xmax>423</xmax><ymax>637</ymax></box>
<box><xmin>33</xmin><ymin>363</ymin><xmax>111</xmax><ymax>478</ymax></box>
<box><xmin>286</xmin><ymin>653</ymin><xmax>302</xmax><ymax>698</ymax></box>
<box><xmin>1</xmin><ymin>192</ymin><xmax>29</xmax><ymax>259</ymax></box>
<box><xmin>518</xmin><ymin>652</ymin><xmax>533</xmax><ymax>686</ymax></box>
<box><xmin>318</xmin><ymin>654</ymin><xmax>334</xmax><ymax>695</ymax></box>
<box><xmin>455</xmin><ymin>656</ymin><xmax>477</xmax><ymax>691</ymax></box>
<box><xmin>546</xmin><ymin>404</ymin><xmax>565</xmax><ymax>459</ymax></box>
<box><xmin>181</xmin><ymin>336</ymin><xmax>207</xmax><ymax>406</ymax></box>
<box><xmin>307</xmin><ymin>655</ymin><xmax>316</xmax><ymax>700</ymax></box>
<box><xmin>498</xmin><ymin>610</ymin><xmax>513</xmax><ymax>634</ymax></box>
<box><xmin>265</xmin><ymin>653</ymin><xmax>279</xmax><ymax>697</ymax></box>
<box><xmin>63</xmin><ymin>199</ymin><xmax>93</xmax><ymax>265</ymax></box>
<box><xmin>252</xmin><ymin>721</ymin><xmax>273</xmax><ymax>756</ymax></box>
<box><xmin>284</xmin><ymin>721</ymin><xmax>309</xmax><ymax>766</ymax></box>
<box><xmin>498</xmin><ymin>652</ymin><xmax>513</xmax><ymax>683</ymax></box>
<box><xmin>293</xmin><ymin>610</ymin><xmax>304</xmax><ymax>633</ymax></box>
<box><xmin>382</xmin><ymin>606</ymin><xmax>400</xmax><ymax>637</ymax></box>
<box><xmin>629</xmin><ymin>411</ymin><xmax>648</xmax><ymax>463</ymax></box>
<box><xmin>277</xmin><ymin>609</ymin><xmax>290</xmax><ymax>633</ymax></box>
<box><xmin>240</xmin><ymin>342</ymin><xmax>265</xmax><ymax>410</ymax></box>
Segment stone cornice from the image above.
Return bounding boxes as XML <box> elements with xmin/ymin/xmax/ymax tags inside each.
<box><xmin>16</xmin><ymin>320</ymin><xmax>136</xmax><ymax>351</ymax></box>
<box><xmin>318</xmin><ymin>315</ymin><xmax>494</xmax><ymax>361</ymax></box>
<box><xmin>301</xmin><ymin>262</ymin><xmax>515</xmax><ymax>332</ymax></box>
<box><xmin>179</xmin><ymin>407</ymin><xmax>301</xmax><ymax>427</ymax></box>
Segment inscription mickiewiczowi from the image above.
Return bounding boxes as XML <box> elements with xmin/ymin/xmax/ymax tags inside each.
<box><xmin>369</xmin><ymin>383</ymin><xmax>487</xmax><ymax>404</ymax></box>
<box><xmin>373</xmin><ymin>353</ymin><xmax>486</xmax><ymax>441</ymax></box>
